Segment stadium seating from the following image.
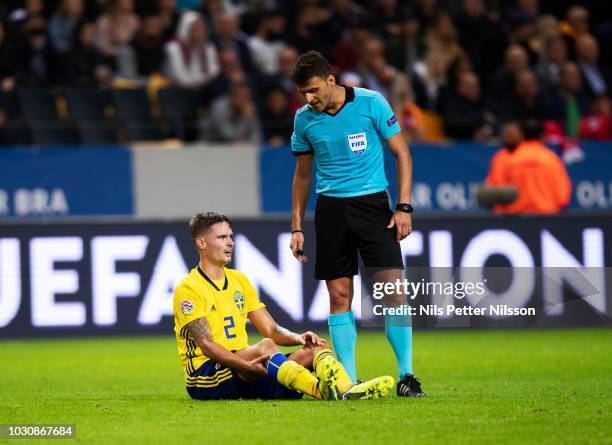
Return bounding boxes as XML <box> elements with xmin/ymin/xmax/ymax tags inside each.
<box><xmin>158</xmin><ymin>87</ymin><xmax>203</xmax><ymax>142</ymax></box>
<box><xmin>17</xmin><ymin>88</ymin><xmax>79</xmax><ymax>145</ymax></box>
<box><xmin>0</xmin><ymin>91</ymin><xmax>30</xmax><ymax>145</ymax></box>
<box><xmin>64</xmin><ymin>88</ymin><xmax>119</xmax><ymax>144</ymax></box>
<box><xmin>112</xmin><ymin>88</ymin><xmax>165</xmax><ymax>142</ymax></box>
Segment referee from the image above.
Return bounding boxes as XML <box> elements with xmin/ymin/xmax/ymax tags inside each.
<box><xmin>289</xmin><ymin>51</ymin><xmax>424</xmax><ymax>397</ymax></box>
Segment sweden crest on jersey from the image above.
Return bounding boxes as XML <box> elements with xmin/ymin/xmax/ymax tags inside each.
<box><xmin>233</xmin><ymin>291</ymin><xmax>245</xmax><ymax>312</ymax></box>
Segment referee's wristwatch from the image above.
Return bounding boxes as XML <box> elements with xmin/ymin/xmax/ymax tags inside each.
<box><xmin>396</xmin><ymin>203</ymin><xmax>414</xmax><ymax>213</ymax></box>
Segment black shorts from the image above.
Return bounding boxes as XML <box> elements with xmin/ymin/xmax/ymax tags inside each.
<box><xmin>314</xmin><ymin>191</ymin><xmax>404</xmax><ymax>280</ymax></box>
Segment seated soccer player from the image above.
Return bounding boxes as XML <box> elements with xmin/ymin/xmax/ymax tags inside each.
<box><xmin>174</xmin><ymin>212</ymin><xmax>394</xmax><ymax>400</ymax></box>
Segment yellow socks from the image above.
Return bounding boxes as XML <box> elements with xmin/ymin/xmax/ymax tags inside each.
<box><xmin>313</xmin><ymin>348</ymin><xmax>354</xmax><ymax>394</ymax></box>
<box><xmin>277</xmin><ymin>360</ymin><xmax>322</xmax><ymax>399</ymax></box>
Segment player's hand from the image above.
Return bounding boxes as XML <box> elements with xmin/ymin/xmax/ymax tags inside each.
<box><xmin>290</xmin><ymin>231</ymin><xmax>308</xmax><ymax>263</ymax></box>
<box><xmin>387</xmin><ymin>211</ymin><xmax>412</xmax><ymax>241</ymax></box>
<box><xmin>298</xmin><ymin>331</ymin><xmax>324</xmax><ymax>347</ymax></box>
<box><xmin>246</xmin><ymin>354</ymin><xmax>269</xmax><ymax>376</ymax></box>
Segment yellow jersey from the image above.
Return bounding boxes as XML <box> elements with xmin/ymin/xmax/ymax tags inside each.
<box><xmin>173</xmin><ymin>266</ymin><xmax>265</xmax><ymax>383</ymax></box>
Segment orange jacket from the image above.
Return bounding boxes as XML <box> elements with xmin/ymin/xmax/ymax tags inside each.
<box><xmin>485</xmin><ymin>140</ymin><xmax>572</xmax><ymax>214</ymax></box>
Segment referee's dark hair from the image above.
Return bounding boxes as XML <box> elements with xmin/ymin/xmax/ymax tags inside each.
<box><xmin>189</xmin><ymin>212</ymin><xmax>232</xmax><ymax>240</ymax></box>
<box><xmin>520</xmin><ymin>118</ymin><xmax>543</xmax><ymax>140</ymax></box>
<box><xmin>291</xmin><ymin>50</ymin><xmax>333</xmax><ymax>86</ymax></box>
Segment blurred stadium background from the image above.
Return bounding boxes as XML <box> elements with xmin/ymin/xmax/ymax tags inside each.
<box><xmin>0</xmin><ymin>0</ymin><xmax>611</xmax><ymax>334</ymax></box>
<box><xmin>0</xmin><ymin>0</ymin><xmax>611</xmax><ymax>443</ymax></box>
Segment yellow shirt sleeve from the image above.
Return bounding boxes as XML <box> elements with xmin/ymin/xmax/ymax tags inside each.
<box><xmin>174</xmin><ymin>284</ymin><xmax>207</xmax><ymax>331</ymax></box>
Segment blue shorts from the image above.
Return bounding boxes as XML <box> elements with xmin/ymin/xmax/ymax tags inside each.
<box><xmin>186</xmin><ymin>359</ymin><xmax>303</xmax><ymax>400</ymax></box>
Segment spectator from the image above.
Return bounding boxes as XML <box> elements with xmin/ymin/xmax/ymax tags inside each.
<box><xmin>0</xmin><ymin>21</ymin><xmax>16</xmax><ymax>92</ymax></box>
<box><xmin>95</xmin><ymin>0</ymin><xmax>140</xmax><ymax>58</ymax></box>
<box><xmin>350</xmin><ymin>37</ymin><xmax>398</xmax><ymax>100</ymax></box>
<box><xmin>369</xmin><ymin>0</ymin><xmax>403</xmax><ymax>42</ymax></box>
<box><xmin>456</xmin><ymin>0</ymin><xmax>504</xmax><ymax>82</ymax></box>
<box><xmin>254</xmin><ymin>46</ymin><xmax>305</xmax><ymax>115</ymax></box>
<box><xmin>84</xmin><ymin>0</ymin><xmax>112</xmax><ymax>22</ymax></box>
<box><xmin>48</xmin><ymin>0</ymin><xmax>84</xmax><ymax>54</ymax></box>
<box><xmin>502</xmin><ymin>69</ymin><xmax>552</xmax><ymax>124</ymax></box>
<box><xmin>412</xmin><ymin>50</ymin><xmax>449</xmax><ymax>110</ymax></box>
<box><xmin>260</xmin><ymin>86</ymin><xmax>293</xmax><ymax>147</ymax></box>
<box><xmin>505</xmin><ymin>0</ymin><xmax>540</xmax><ymax>27</ymax></box>
<box><xmin>440</xmin><ymin>70</ymin><xmax>497</xmax><ymax>141</ymax></box>
<box><xmin>206</xmin><ymin>47</ymin><xmax>246</xmax><ymax>103</ymax></box>
<box><xmin>67</xmin><ymin>21</ymin><xmax>112</xmax><ymax>86</ymax></box>
<box><xmin>423</xmin><ymin>11</ymin><xmax>464</xmax><ymax>69</ymax></box>
<box><xmin>202</xmin><ymin>80</ymin><xmax>261</xmax><ymax>144</ymax></box>
<box><xmin>575</xmin><ymin>34</ymin><xmax>610</xmax><ymax>99</ymax></box>
<box><xmin>327</xmin><ymin>0</ymin><xmax>367</xmax><ymax>45</ymax></box>
<box><xmin>413</xmin><ymin>0</ymin><xmax>441</xmax><ymax>32</ymax></box>
<box><xmin>275</xmin><ymin>46</ymin><xmax>299</xmax><ymax>96</ymax></box>
<box><xmin>198</xmin><ymin>0</ymin><xmax>226</xmax><ymax>29</ymax></box>
<box><xmin>247</xmin><ymin>9</ymin><xmax>286</xmax><ymax>76</ymax></box>
<box><xmin>547</xmin><ymin>61</ymin><xmax>589</xmax><ymax>138</ymax></box>
<box><xmin>48</xmin><ymin>0</ymin><xmax>87</xmax><ymax>84</ymax></box>
<box><xmin>416</xmin><ymin>10</ymin><xmax>466</xmax><ymax>107</ymax></box>
<box><xmin>504</xmin><ymin>2</ymin><xmax>537</xmax><ymax>52</ymax></box>
<box><xmin>484</xmin><ymin>120</ymin><xmax>571</xmax><ymax>214</ymax></box>
<box><xmin>386</xmin><ymin>10</ymin><xmax>422</xmax><ymax>77</ymax></box>
<box><xmin>14</xmin><ymin>14</ymin><xmax>51</xmax><ymax>86</ymax></box>
<box><xmin>528</xmin><ymin>14</ymin><xmax>559</xmax><ymax>56</ymax></box>
<box><xmin>117</xmin><ymin>14</ymin><xmax>165</xmax><ymax>82</ymax></box>
<box><xmin>536</xmin><ymin>35</ymin><xmax>567</xmax><ymax>89</ymax></box>
<box><xmin>579</xmin><ymin>95</ymin><xmax>612</xmax><ymax>141</ymax></box>
<box><xmin>331</xmin><ymin>17</ymin><xmax>373</xmax><ymax>75</ymax></box>
<box><xmin>211</xmin><ymin>11</ymin><xmax>253</xmax><ymax>75</ymax></box>
<box><xmin>446</xmin><ymin>53</ymin><xmax>474</xmax><ymax>92</ymax></box>
<box><xmin>390</xmin><ymin>73</ymin><xmax>424</xmax><ymax>143</ymax></box>
<box><xmin>563</xmin><ymin>5</ymin><xmax>590</xmax><ymax>36</ymax></box>
<box><xmin>287</xmin><ymin>2</ymin><xmax>333</xmax><ymax>61</ymax></box>
<box><xmin>273</xmin><ymin>46</ymin><xmax>305</xmax><ymax>115</ymax></box>
<box><xmin>560</xmin><ymin>5</ymin><xmax>590</xmax><ymax>59</ymax></box>
<box><xmin>6</xmin><ymin>0</ymin><xmax>45</xmax><ymax>44</ymax></box>
<box><xmin>156</xmin><ymin>0</ymin><xmax>179</xmax><ymax>42</ymax></box>
<box><xmin>164</xmin><ymin>11</ymin><xmax>219</xmax><ymax>88</ymax></box>
<box><xmin>492</xmin><ymin>44</ymin><xmax>530</xmax><ymax>103</ymax></box>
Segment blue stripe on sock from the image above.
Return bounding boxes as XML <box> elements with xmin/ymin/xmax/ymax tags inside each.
<box><xmin>328</xmin><ymin>311</ymin><xmax>357</xmax><ymax>382</ymax></box>
<box><xmin>267</xmin><ymin>352</ymin><xmax>288</xmax><ymax>380</ymax></box>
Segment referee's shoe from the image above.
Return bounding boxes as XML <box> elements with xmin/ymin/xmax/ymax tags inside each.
<box><xmin>397</xmin><ymin>374</ymin><xmax>426</xmax><ymax>397</ymax></box>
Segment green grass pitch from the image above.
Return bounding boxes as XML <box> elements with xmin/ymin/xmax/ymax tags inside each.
<box><xmin>1</xmin><ymin>329</ymin><xmax>611</xmax><ymax>445</ymax></box>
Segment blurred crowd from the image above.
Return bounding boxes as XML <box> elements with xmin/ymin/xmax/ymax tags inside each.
<box><xmin>1</xmin><ymin>0</ymin><xmax>612</xmax><ymax>146</ymax></box>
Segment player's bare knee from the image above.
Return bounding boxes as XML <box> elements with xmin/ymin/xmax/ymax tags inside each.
<box><xmin>258</xmin><ymin>337</ymin><xmax>279</xmax><ymax>355</ymax></box>
<box><xmin>289</xmin><ymin>348</ymin><xmax>314</xmax><ymax>369</ymax></box>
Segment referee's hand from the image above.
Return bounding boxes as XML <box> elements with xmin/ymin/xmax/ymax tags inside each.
<box><xmin>387</xmin><ymin>211</ymin><xmax>412</xmax><ymax>241</ymax></box>
<box><xmin>290</xmin><ymin>231</ymin><xmax>308</xmax><ymax>263</ymax></box>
